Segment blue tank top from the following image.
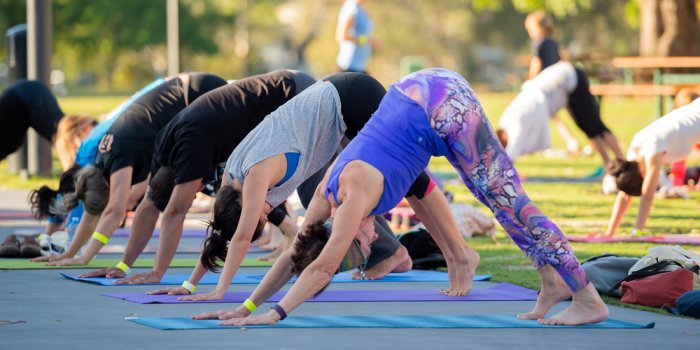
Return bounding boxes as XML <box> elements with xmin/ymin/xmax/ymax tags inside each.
<box><xmin>74</xmin><ymin>79</ymin><xmax>165</xmax><ymax>167</ymax></box>
<box><xmin>326</xmin><ymin>86</ymin><xmax>450</xmax><ymax>216</ymax></box>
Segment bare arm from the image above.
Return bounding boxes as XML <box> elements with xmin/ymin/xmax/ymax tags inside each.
<box><xmin>335</xmin><ymin>12</ymin><xmax>355</xmax><ymax>44</ymax></box>
<box><xmin>224</xmin><ymin>164</ymin><xmax>382</xmax><ymax>326</ymax></box>
<box><xmin>634</xmin><ymin>153</ymin><xmax>664</xmax><ymax>232</ymax></box>
<box><xmin>48</xmin><ymin>167</ymin><xmax>133</xmax><ymax>266</ymax></box>
<box><xmin>78</xmin><ymin>195</ymin><xmax>160</xmax><ymax>278</ymax></box>
<box><xmin>604</xmin><ymin>191</ymin><xmax>632</xmax><ymax>237</ymax></box>
<box><xmin>115</xmin><ymin>179</ymin><xmax>202</xmax><ymax>284</ymax></box>
<box><xmin>529</xmin><ymin>57</ymin><xmax>542</xmax><ymax>79</ymax></box>
<box><xmin>203</xmin><ymin>163</ymin><xmax>278</xmax><ymax>299</ymax></box>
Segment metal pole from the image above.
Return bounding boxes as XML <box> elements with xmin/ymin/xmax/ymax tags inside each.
<box><xmin>167</xmin><ymin>0</ymin><xmax>179</xmax><ymax>77</ymax></box>
<box><xmin>5</xmin><ymin>24</ymin><xmax>28</xmax><ymax>176</ymax></box>
<box><xmin>27</xmin><ymin>0</ymin><xmax>53</xmax><ymax>177</ymax></box>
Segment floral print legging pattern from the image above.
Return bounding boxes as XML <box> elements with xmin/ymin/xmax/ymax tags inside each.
<box><xmin>395</xmin><ymin>68</ymin><xmax>589</xmax><ymax>292</ymax></box>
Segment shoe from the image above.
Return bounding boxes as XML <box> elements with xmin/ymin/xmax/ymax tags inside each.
<box><xmin>0</xmin><ymin>235</ymin><xmax>21</xmax><ymax>258</ymax></box>
<box><xmin>19</xmin><ymin>235</ymin><xmax>43</xmax><ymax>258</ymax></box>
<box><xmin>602</xmin><ymin>174</ymin><xmax>619</xmax><ymax>195</ymax></box>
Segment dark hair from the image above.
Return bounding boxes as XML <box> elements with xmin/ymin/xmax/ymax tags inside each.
<box><xmin>56</xmin><ymin>165</ymin><xmax>109</xmax><ymax>215</ymax></box>
<box><xmin>147</xmin><ymin>167</ymin><xmax>176</xmax><ymax>212</ymax></box>
<box><xmin>200</xmin><ymin>186</ymin><xmax>264</xmax><ymax>272</ymax></box>
<box><xmin>29</xmin><ymin>164</ymin><xmax>81</xmax><ymax>219</ymax></box>
<box><xmin>290</xmin><ymin>220</ymin><xmax>331</xmax><ymax>296</ymax></box>
<box><xmin>607</xmin><ymin>159</ymin><xmax>644</xmax><ymax>196</ymax></box>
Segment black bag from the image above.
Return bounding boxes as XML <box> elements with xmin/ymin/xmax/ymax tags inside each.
<box><xmin>398</xmin><ymin>229</ymin><xmax>446</xmax><ymax>270</ymax></box>
<box><xmin>582</xmin><ymin>254</ymin><xmax>640</xmax><ymax>297</ymax></box>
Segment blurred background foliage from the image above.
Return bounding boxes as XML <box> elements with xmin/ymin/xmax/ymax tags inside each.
<box><xmin>0</xmin><ymin>0</ymin><xmax>696</xmax><ymax>92</ymax></box>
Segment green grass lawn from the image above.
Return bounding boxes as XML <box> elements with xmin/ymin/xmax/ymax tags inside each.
<box><xmin>1</xmin><ymin>92</ymin><xmax>698</xmax><ymax>316</ymax></box>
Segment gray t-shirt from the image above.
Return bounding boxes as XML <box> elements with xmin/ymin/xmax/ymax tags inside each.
<box><xmin>225</xmin><ymin>81</ymin><xmax>347</xmax><ymax>207</ymax></box>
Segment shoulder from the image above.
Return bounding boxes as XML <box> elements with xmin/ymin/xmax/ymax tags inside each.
<box><xmin>339</xmin><ymin>1</ymin><xmax>359</xmax><ymax>17</ymax></box>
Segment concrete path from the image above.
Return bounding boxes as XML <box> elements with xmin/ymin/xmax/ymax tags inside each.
<box><xmin>1</xmin><ymin>189</ymin><xmax>698</xmax><ymax>349</ymax></box>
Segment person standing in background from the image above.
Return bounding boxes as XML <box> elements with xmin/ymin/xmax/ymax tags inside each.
<box><xmin>525</xmin><ymin>10</ymin><xmax>580</xmax><ymax>156</ymax></box>
<box><xmin>336</xmin><ymin>0</ymin><xmax>376</xmax><ymax>73</ymax></box>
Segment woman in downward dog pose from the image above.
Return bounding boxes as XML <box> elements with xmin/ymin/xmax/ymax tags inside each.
<box><xmin>80</xmin><ymin>70</ymin><xmax>315</xmax><ymax>283</ymax></box>
<box><xmin>161</xmin><ymin>73</ymin><xmax>473</xmax><ymax>302</ymax></box>
<box><xmin>206</xmin><ymin>68</ymin><xmax>607</xmax><ymax>327</ymax></box>
<box><xmin>603</xmin><ymin>97</ymin><xmax>700</xmax><ymax>238</ymax></box>
<box><xmin>28</xmin><ymin>80</ymin><xmax>169</xmax><ymax>255</ymax></box>
<box><xmin>47</xmin><ymin>73</ymin><xmax>227</xmax><ymax>266</ymax></box>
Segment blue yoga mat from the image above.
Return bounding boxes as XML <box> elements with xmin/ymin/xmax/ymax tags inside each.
<box><xmin>102</xmin><ymin>283</ymin><xmax>536</xmax><ymax>304</ymax></box>
<box><xmin>127</xmin><ymin>315</ymin><xmax>655</xmax><ymax>330</ymax></box>
<box><xmin>61</xmin><ymin>270</ymin><xmax>491</xmax><ymax>286</ymax></box>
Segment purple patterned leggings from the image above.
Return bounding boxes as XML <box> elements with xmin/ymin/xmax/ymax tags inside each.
<box><xmin>395</xmin><ymin>69</ymin><xmax>589</xmax><ymax>292</ymax></box>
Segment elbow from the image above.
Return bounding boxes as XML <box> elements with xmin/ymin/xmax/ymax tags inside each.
<box><xmin>306</xmin><ymin>260</ymin><xmax>336</xmax><ymax>282</ymax></box>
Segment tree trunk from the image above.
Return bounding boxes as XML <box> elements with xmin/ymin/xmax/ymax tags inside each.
<box><xmin>639</xmin><ymin>0</ymin><xmax>700</xmax><ymax>56</ymax></box>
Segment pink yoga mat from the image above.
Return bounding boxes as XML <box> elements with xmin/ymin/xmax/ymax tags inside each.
<box><xmin>101</xmin><ymin>283</ymin><xmax>537</xmax><ymax>304</ymax></box>
<box><xmin>0</xmin><ymin>211</ymin><xmax>33</xmax><ymax>220</ymax></box>
<box><xmin>568</xmin><ymin>234</ymin><xmax>700</xmax><ymax>245</ymax></box>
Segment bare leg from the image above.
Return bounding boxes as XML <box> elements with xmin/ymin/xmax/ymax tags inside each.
<box><xmin>589</xmin><ymin>136</ymin><xmax>611</xmax><ymax>166</ymax></box>
<box><xmin>517</xmin><ymin>264</ymin><xmax>572</xmax><ymax>320</ymax></box>
<box><xmin>601</xmin><ymin>131</ymin><xmax>624</xmax><ymax>160</ymax></box>
<box><xmin>408</xmin><ymin>191</ymin><xmax>480</xmax><ymax>296</ymax></box>
<box><xmin>405</xmin><ymin>71</ymin><xmax>607</xmax><ymax>324</ymax></box>
<box><xmin>552</xmin><ymin>115</ymin><xmax>579</xmax><ymax>154</ymax></box>
<box><xmin>353</xmin><ymin>245</ymin><xmax>412</xmax><ymax>280</ymax></box>
<box><xmin>539</xmin><ymin>283</ymin><xmax>609</xmax><ymax>325</ymax></box>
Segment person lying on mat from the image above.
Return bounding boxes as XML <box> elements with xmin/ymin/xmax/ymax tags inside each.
<box><xmin>205</xmin><ymin>68</ymin><xmax>607</xmax><ymax>327</ymax></box>
<box><xmin>144</xmin><ymin>73</ymin><xmax>473</xmax><ymax>301</ymax></box>
<box><xmin>77</xmin><ymin>70</ymin><xmax>315</xmax><ymax>281</ymax></box>
<box><xmin>496</xmin><ymin>61</ymin><xmax>623</xmax><ymax>169</ymax></box>
<box><xmin>47</xmin><ymin>73</ymin><xmax>227</xmax><ymax>267</ymax></box>
<box><xmin>29</xmin><ymin>81</ymin><xmax>166</xmax><ymax>258</ymax></box>
<box><xmin>601</xmin><ymin>94</ymin><xmax>700</xmax><ymax>238</ymax></box>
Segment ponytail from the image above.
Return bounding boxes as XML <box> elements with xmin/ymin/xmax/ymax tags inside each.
<box><xmin>28</xmin><ymin>186</ymin><xmax>59</xmax><ymax>219</ymax></box>
<box><xmin>200</xmin><ymin>186</ymin><xmax>264</xmax><ymax>272</ymax></box>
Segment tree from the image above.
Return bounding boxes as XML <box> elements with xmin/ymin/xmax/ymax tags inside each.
<box><xmin>639</xmin><ymin>0</ymin><xmax>700</xmax><ymax>56</ymax></box>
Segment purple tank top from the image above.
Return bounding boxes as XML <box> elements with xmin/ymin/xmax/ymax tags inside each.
<box><xmin>326</xmin><ymin>86</ymin><xmax>450</xmax><ymax>216</ymax></box>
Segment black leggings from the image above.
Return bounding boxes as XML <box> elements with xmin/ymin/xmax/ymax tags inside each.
<box><xmin>325</xmin><ymin>73</ymin><xmax>386</xmax><ymax>139</ymax></box>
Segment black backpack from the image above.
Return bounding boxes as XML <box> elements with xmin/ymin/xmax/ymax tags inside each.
<box><xmin>398</xmin><ymin>229</ymin><xmax>447</xmax><ymax>270</ymax></box>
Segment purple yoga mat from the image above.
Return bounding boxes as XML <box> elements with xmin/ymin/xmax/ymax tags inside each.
<box><xmin>101</xmin><ymin>283</ymin><xmax>537</xmax><ymax>304</ymax></box>
<box><xmin>112</xmin><ymin>228</ymin><xmax>207</xmax><ymax>238</ymax></box>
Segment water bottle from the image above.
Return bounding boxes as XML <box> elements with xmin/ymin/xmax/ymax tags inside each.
<box><xmin>58</xmin><ymin>216</ymin><xmax>80</xmax><ymax>253</ymax></box>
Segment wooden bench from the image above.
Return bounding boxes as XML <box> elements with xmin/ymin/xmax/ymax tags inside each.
<box><xmin>600</xmin><ymin>56</ymin><xmax>700</xmax><ymax>116</ymax></box>
<box><xmin>589</xmin><ymin>83</ymin><xmax>699</xmax><ymax>116</ymax></box>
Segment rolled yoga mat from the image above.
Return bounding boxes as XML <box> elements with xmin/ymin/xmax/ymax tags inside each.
<box><xmin>103</xmin><ymin>283</ymin><xmax>536</xmax><ymax>304</ymax></box>
<box><xmin>0</xmin><ymin>257</ymin><xmax>271</xmax><ymax>270</ymax></box>
<box><xmin>127</xmin><ymin>315</ymin><xmax>655</xmax><ymax>330</ymax></box>
<box><xmin>62</xmin><ymin>270</ymin><xmax>491</xmax><ymax>286</ymax></box>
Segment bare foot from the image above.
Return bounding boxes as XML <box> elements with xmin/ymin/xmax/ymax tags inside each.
<box><xmin>538</xmin><ymin>283</ymin><xmax>609</xmax><ymax>326</ymax></box>
<box><xmin>441</xmin><ymin>245</ymin><xmax>480</xmax><ymax>296</ymax></box>
<box><xmin>352</xmin><ymin>245</ymin><xmax>412</xmax><ymax>280</ymax></box>
<box><xmin>518</xmin><ymin>265</ymin><xmax>572</xmax><ymax>320</ymax></box>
